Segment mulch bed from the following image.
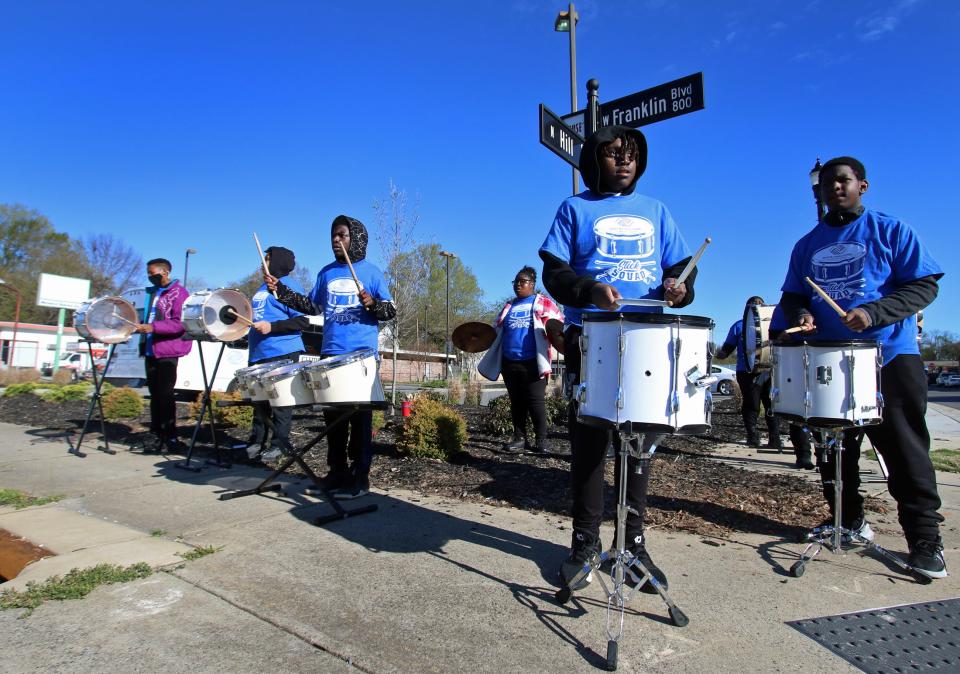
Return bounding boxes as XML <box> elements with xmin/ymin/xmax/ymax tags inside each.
<box><xmin>0</xmin><ymin>392</ymin><xmax>889</xmax><ymax>539</ymax></box>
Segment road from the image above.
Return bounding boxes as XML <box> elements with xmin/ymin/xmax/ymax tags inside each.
<box><xmin>929</xmin><ymin>386</ymin><xmax>960</xmax><ymax>410</ymax></box>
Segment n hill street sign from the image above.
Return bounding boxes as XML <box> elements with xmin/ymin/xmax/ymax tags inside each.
<box><xmin>539</xmin><ymin>103</ymin><xmax>585</xmax><ymax>169</ymax></box>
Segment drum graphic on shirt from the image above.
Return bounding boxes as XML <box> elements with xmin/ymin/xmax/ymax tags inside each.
<box><xmin>810</xmin><ymin>241</ymin><xmax>867</xmax><ymax>301</ymax></box>
<box><xmin>327</xmin><ymin>277</ymin><xmax>361</xmax><ymax>323</ymax></box>
<box><xmin>251</xmin><ymin>290</ymin><xmax>269</xmax><ymax>321</ymax></box>
<box><xmin>592</xmin><ymin>215</ymin><xmax>657</xmax><ymax>283</ymax></box>
<box><xmin>507</xmin><ymin>304</ymin><xmax>532</xmax><ymax>330</ymax></box>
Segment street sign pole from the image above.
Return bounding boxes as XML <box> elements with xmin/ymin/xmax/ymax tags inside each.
<box><xmin>585</xmin><ymin>79</ymin><xmax>600</xmax><ymax>137</ymax></box>
<box><xmin>539</xmin><ymin>104</ymin><xmax>585</xmax><ymax>169</ymax></box>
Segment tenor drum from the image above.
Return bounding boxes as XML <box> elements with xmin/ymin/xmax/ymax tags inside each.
<box><xmin>576</xmin><ymin>313</ymin><xmax>715</xmax><ymax>435</ymax></box>
<box><xmin>181</xmin><ymin>289</ymin><xmax>253</xmax><ymax>342</ymax></box>
<box><xmin>257</xmin><ymin>361</ymin><xmax>315</xmax><ymax>408</ymax></box>
<box><xmin>743</xmin><ymin>304</ymin><xmax>775</xmax><ymax>372</ymax></box>
<box><xmin>235</xmin><ymin>360</ymin><xmax>293</xmax><ymax>401</ymax></box>
<box><xmin>301</xmin><ymin>349</ymin><xmax>385</xmax><ymax>406</ymax></box>
<box><xmin>73</xmin><ymin>296</ymin><xmax>138</xmax><ymax>344</ymax></box>
<box><xmin>771</xmin><ymin>340</ymin><xmax>882</xmax><ymax>428</ymax></box>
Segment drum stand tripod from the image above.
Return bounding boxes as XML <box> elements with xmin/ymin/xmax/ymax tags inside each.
<box><xmin>70</xmin><ymin>342</ymin><xmax>117</xmax><ymax>458</ymax></box>
<box><xmin>176</xmin><ymin>340</ymin><xmax>232</xmax><ymax>472</ymax></box>
<box><xmin>789</xmin><ymin>426</ymin><xmax>929</xmax><ymax>584</ymax></box>
<box><xmin>555</xmin><ymin>430</ymin><xmax>688</xmax><ymax>671</ymax></box>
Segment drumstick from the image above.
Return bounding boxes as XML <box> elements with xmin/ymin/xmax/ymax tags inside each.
<box><xmin>253</xmin><ymin>232</ymin><xmax>279</xmax><ymax>299</ymax></box>
<box><xmin>758</xmin><ymin>326</ymin><xmax>805</xmax><ymax>347</ymax></box>
<box><xmin>226</xmin><ymin>308</ymin><xmax>256</xmax><ymax>327</ymax></box>
<box><xmin>674</xmin><ymin>237</ymin><xmax>711</xmax><ymax>286</ymax></box>
<box><xmin>112</xmin><ymin>313</ymin><xmax>138</xmax><ymax>328</ymax></box>
<box><xmin>337</xmin><ymin>240</ymin><xmax>365</xmax><ymax>294</ymax></box>
<box><xmin>805</xmin><ymin>276</ymin><xmax>847</xmax><ymax>318</ymax></box>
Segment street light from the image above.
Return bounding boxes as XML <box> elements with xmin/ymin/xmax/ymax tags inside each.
<box><xmin>0</xmin><ymin>278</ymin><xmax>22</xmax><ymax>369</ymax></box>
<box><xmin>555</xmin><ymin>3</ymin><xmax>579</xmax><ymax>195</ymax></box>
<box><xmin>439</xmin><ymin>250</ymin><xmax>457</xmax><ymax>380</ymax></box>
<box><xmin>184</xmin><ymin>248</ymin><xmax>197</xmax><ymax>287</ymax></box>
<box><xmin>809</xmin><ymin>158</ymin><xmax>824</xmax><ymax>223</ymax></box>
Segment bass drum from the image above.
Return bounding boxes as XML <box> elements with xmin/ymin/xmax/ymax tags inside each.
<box><xmin>181</xmin><ymin>289</ymin><xmax>252</xmax><ymax>342</ymax></box>
<box><xmin>743</xmin><ymin>304</ymin><xmax>775</xmax><ymax>372</ymax></box>
<box><xmin>73</xmin><ymin>296</ymin><xmax>138</xmax><ymax>344</ymax></box>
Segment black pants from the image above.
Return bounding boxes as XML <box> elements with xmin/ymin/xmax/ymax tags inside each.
<box><xmin>501</xmin><ymin>358</ymin><xmax>548</xmax><ymax>442</ymax></box>
<box><xmin>323</xmin><ymin>409</ymin><xmax>373</xmax><ymax>479</ymax></box>
<box><xmin>249</xmin><ymin>351</ymin><xmax>302</xmax><ymax>450</ymax></box>
<box><xmin>565</xmin><ymin>326</ymin><xmax>649</xmax><ymax>544</ymax></box>
<box><xmin>736</xmin><ymin>370</ymin><xmax>780</xmax><ymax>445</ymax></box>
<box><xmin>145</xmin><ymin>356</ymin><xmax>179</xmax><ymax>439</ymax></box>
<box><xmin>819</xmin><ymin>354</ymin><xmax>942</xmax><ymax>544</ymax></box>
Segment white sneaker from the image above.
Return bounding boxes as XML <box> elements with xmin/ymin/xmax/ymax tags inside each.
<box><xmin>843</xmin><ymin>518</ymin><xmax>875</xmax><ymax>544</ymax></box>
<box><xmin>245</xmin><ymin>443</ymin><xmax>262</xmax><ymax>459</ymax></box>
<box><xmin>260</xmin><ymin>447</ymin><xmax>282</xmax><ymax>461</ymax></box>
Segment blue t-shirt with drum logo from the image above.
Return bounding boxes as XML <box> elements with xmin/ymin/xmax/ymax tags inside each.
<box><xmin>781</xmin><ymin>209</ymin><xmax>942</xmax><ymax>365</ymax></box>
<box><xmin>502</xmin><ymin>295</ymin><xmax>537</xmax><ymax>361</ymax></box>
<box><xmin>249</xmin><ymin>277</ymin><xmax>306</xmax><ymax>364</ymax></box>
<box><xmin>540</xmin><ymin>191</ymin><xmax>691</xmax><ymax>326</ymax></box>
<box><xmin>721</xmin><ymin>319</ymin><xmax>749</xmax><ymax>373</ymax></box>
<box><xmin>309</xmin><ymin>259</ymin><xmax>391</xmax><ymax>356</ymax></box>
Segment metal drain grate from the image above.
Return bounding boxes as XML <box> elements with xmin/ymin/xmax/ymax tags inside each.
<box><xmin>787</xmin><ymin>598</ymin><xmax>960</xmax><ymax>673</ymax></box>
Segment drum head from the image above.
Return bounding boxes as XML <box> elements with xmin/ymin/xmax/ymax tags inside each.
<box><xmin>742</xmin><ymin>304</ymin><xmax>774</xmax><ymax>371</ymax></box>
<box><xmin>184</xmin><ymin>289</ymin><xmax>253</xmax><ymax>342</ymax></box>
<box><xmin>74</xmin><ymin>296</ymin><xmax>138</xmax><ymax>344</ymax></box>
<box><xmin>582</xmin><ymin>312</ymin><xmax>714</xmax><ymax>328</ymax></box>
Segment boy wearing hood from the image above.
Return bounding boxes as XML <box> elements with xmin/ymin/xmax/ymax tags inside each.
<box><xmin>540</xmin><ymin>125</ymin><xmax>698</xmax><ymax>594</ymax></box>
<box><xmin>266</xmin><ymin>215</ymin><xmax>395</xmax><ymax>500</ymax></box>
<box><xmin>246</xmin><ymin>246</ymin><xmax>310</xmax><ymax>462</ymax></box>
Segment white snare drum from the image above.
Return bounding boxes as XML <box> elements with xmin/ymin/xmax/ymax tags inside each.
<box><xmin>301</xmin><ymin>349</ymin><xmax>386</xmax><ymax>406</ymax></box>
<box><xmin>73</xmin><ymin>296</ymin><xmax>138</xmax><ymax>344</ymax></box>
<box><xmin>257</xmin><ymin>361</ymin><xmax>315</xmax><ymax>408</ymax></box>
<box><xmin>771</xmin><ymin>340</ymin><xmax>882</xmax><ymax>428</ymax></box>
<box><xmin>743</xmin><ymin>304</ymin><xmax>775</xmax><ymax>372</ymax></box>
<box><xmin>576</xmin><ymin>313</ymin><xmax>715</xmax><ymax>435</ymax></box>
<box><xmin>181</xmin><ymin>289</ymin><xmax>252</xmax><ymax>342</ymax></box>
<box><xmin>235</xmin><ymin>360</ymin><xmax>293</xmax><ymax>401</ymax></box>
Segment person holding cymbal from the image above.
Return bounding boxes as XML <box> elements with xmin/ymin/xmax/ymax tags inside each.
<box><xmin>477</xmin><ymin>266</ymin><xmax>564</xmax><ymax>453</ymax></box>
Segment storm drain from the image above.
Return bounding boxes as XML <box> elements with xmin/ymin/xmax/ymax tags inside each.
<box><xmin>787</xmin><ymin>598</ymin><xmax>960</xmax><ymax>673</ymax></box>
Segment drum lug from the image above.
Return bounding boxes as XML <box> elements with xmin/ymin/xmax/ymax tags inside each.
<box><xmin>771</xmin><ymin>387</ymin><xmax>780</xmax><ymax>402</ymax></box>
<box><xmin>579</xmin><ymin>334</ymin><xmax>588</xmax><ymax>355</ymax></box>
<box><xmin>671</xmin><ymin>391</ymin><xmax>680</xmax><ymax>413</ymax></box>
<box><xmin>616</xmin><ymin>387</ymin><xmax>624</xmax><ymax>410</ymax></box>
<box><xmin>876</xmin><ymin>392</ymin><xmax>884</xmax><ymax>409</ymax></box>
<box><xmin>576</xmin><ymin>383</ymin><xmax>588</xmax><ymax>404</ymax></box>
<box><xmin>618</xmin><ymin>334</ymin><xmax>625</xmax><ymax>354</ymax></box>
<box><xmin>673</xmin><ymin>337</ymin><xmax>682</xmax><ymax>359</ymax></box>
<box><xmin>816</xmin><ymin>365</ymin><xmax>832</xmax><ymax>385</ymax></box>
<box><xmin>804</xmin><ymin>392</ymin><xmax>811</xmax><ymax>411</ymax></box>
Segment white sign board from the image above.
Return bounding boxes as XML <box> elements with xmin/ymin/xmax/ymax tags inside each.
<box><xmin>36</xmin><ymin>273</ymin><xmax>91</xmax><ymax>310</ymax></box>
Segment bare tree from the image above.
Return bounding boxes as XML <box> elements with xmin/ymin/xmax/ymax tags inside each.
<box><xmin>81</xmin><ymin>233</ymin><xmax>143</xmax><ymax>295</ymax></box>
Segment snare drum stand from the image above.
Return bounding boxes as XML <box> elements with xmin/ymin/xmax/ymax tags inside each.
<box><xmin>789</xmin><ymin>427</ymin><xmax>929</xmax><ymax>583</ymax></box>
<box><xmin>176</xmin><ymin>341</ymin><xmax>231</xmax><ymax>472</ymax></box>
<box><xmin>555</xmin><ymin>430</ymin><xmax>688</xmax><ymax>671</ymax></box>
<box><xmin>70</xmin><ymin>342</ymin><xmax>117</xmax><ymax>458</ymax></box>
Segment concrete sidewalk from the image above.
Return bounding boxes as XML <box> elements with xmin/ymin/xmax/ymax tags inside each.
<box><xmin>1</xmin><ymin>416</ymin><xmax>959</xmax><ymax>673</ymax></box>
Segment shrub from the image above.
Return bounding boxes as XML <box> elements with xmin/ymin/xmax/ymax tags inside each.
<box><xmin>41</xmin><ymin>383</ymin><xmax>93</xmax><ymax>402</ymax></box>
<box><xmin>447</xmin><ymin>379</ymin><xmax>464</xmax><ymax>405</ymax></box>
<box><xmin>102</xmin><ymin>387</ymin><xmax>144</xmax><ymax>420</ymax></box>
<box><xmin>464</xmin><ymin>381</ymin><xmax>482</xmax><ymax>407</ymax></box>
<box><xmin>482</xmin><ymin>392</ymin><xmax>568</xmax><ymax>437</ymax></box>
<box><xmin>187</xmin><ymin>390</ymin><xmax>253</xmax><ymax>429</ymax></box>
<box><xmin>3</xmin><ymin>382</ymin><xmax>44</xmax><ymax>397</ymax></box>
<box><xmin>372</xmin><ymin>410</ymin><xmax>386</xmax><ymax>435</ymax></box>
<box><xmin>396</xmin><ymin>396</ymin><xmax>467</xmax><ymax>461</ymax></box>
<box><xmin>0</xmin><ymin>368</ymin><xmax>41</xmax><ymax>386</ymax></box>
<box><xmin>51</xmin><ymin>369</ymin><xmax>75</xmax><ymax>385</ymax></box>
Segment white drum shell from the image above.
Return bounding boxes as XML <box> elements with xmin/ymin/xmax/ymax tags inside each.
<box><xmin>181</xmin><ymin>289</ymin><xmax>252</xmax><ymax>342</ymax></box>
<box><xmin>301</xmin><ymin>351</ymin><xmax>385</xmax><ymax>405</ymax></box>
<box><xmin>235</xmin><ymin>360</ymin><xmax>292</xmax><ymax>401</ymax></box>
<box><xmin>73</xmin><ymin>296</ymin><xmax>138</xmax><ymax>344</ymax></box>
<box><xmin>577</xmin><ymin>316</ymin><xmax>713</xmax><ymax>434</ymax></box>
<box><xmin>257</xmin><ymin>361</ymin><xmax>315</xmax><ymax>408</ymax></box>
<box><xmin>771</xmin><ymin>343</ymin><xmax>882</xmax><ymax>427</ymax></box>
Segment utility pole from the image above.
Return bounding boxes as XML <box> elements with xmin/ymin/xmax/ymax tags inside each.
<box><xmin>439</xmin><ymin>250</ymin><xmax>456</xmax><ymax>380</ymax></box>
<box><xmin>554</xmin><ymin>4</ymin><xmax>580</xmax><ymax>194</ymax></box>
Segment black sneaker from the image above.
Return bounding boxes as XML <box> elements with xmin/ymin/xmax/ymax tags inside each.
<box><xmin>143</xmin><ymin>436</ymin><xmax>165</xmax><ymax>454</ymax></box>
<box><xmin>503</xmin><ymin>437</ymin><xmax>525</xmax><ymax>452</ymax></box>
<box><xmin>332</xmin><ymin>476</ymin><xmax>370</xmax><ymax>500</ymax></box>
<box><xmin>909</xmin><ymin>538</ymin><xmax>948</xmax><ymax>579</ymax></box>
<box><xmin>164</xmin><ymin>437</ymin><xmax>188</xmax><ymax>453</ymax></box>
<box><xmin>559</xmin><ymin>530</ymin><xmax>601</xmax><ymax>591</ymax></box>
<box><xmin>526</xmin><ymin>439</ymin><xmax>547</xmax><ymax>454</ymax></box>
<box><xmin>795</xmin><ymin>454</ymin><xmax>815</xmax><ymax>470</ymax></box>
<box><xmin>625</xmin><ymin>538</ymin><xmax>669</xmax><ymax>594</ymax></box>
<box><xmin>306</xmin><ymin>469</ymin><xmax>353</xmax><ymax>495</ymax></box>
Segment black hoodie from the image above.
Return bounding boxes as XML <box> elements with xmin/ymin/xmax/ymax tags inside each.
<box><xmin>265</xmin><ymin>246</ymin><xmax>296</xmax><ymax>278</ymax></box>
<box><xmin>539</xmin><ymin>125</ymin><xmax>696</xmax><ymax>310</ymax></box>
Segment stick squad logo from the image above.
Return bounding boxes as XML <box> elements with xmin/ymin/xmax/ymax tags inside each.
<box><xmin>251</xmin><ymin>290</ymin><xmax>270</xmax><ymax>321</ymax></box>
<box><xmin>592</xmin><ymin>215</ymin><xmax>657</xmax><ymax>284</ymax></box>
<box><xmin>507</xmin><ymin>302</ymin><xmax>532</xmax><ymax>330</ymax></box>
<box><xmin>810</xmin><ymin>241</ymin><xmax>867</xmax><ymax>301</ymax></box>
<box><xmin>326</xmin><ymin>277</ymin><xmax>361</xmax><ymax>324</ymax></box>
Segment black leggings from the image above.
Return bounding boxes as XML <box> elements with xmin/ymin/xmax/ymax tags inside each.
<box><xmin>819</xmin><ymin>354</ymin><xmax>942</xmax><ymax>544</ymax></box>
<box><xmin>145</xmin><ymin>356</ymin><xmax>178</xmax><ymax>439</ymax></box>
<box><xmin>501</xmin><ymin>358</ymin><xmax>548</xmax><ymax>441</ymax></box>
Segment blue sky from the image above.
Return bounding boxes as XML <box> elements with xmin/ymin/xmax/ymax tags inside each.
<box><xmin>2</xmin><ymin>0</ymin><xmax>958</xmax><ymax>337</ymax></box>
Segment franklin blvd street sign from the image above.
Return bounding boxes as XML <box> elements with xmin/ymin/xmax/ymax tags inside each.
<box><xmin>565</xmin><ymin>72</ymin><xmax>704</xmax><ymax>132</ymax></box>
<box><xmin>539</xmin><ymin>104</ymin><xmax>585</xmax><ymax>169</ymax></box>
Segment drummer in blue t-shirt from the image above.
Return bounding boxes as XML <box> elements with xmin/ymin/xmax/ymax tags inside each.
<box><xmin>266</xmin><ymin>215</ymin><xmax>396</xmax><ymax>501</ymax></box>
<box><xmin>778</xmin><ymin>156</ymin><xmax>946</xmax><ymax>580</ymax></box>
<box><xmin>245</xmin><ymin>246</ymin><xmax>309</xmax><ymax>462</ymax></box>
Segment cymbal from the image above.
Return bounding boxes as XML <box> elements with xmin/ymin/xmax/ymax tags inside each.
<box><xmin>452</xmin><ymin>322</ymin><xmax>496</xmax><ymax>353</ymax></box>
<box><xmin>545</xmin><ymin>318</ymin><xmax>565</xmax><ymax>355</ymax></box>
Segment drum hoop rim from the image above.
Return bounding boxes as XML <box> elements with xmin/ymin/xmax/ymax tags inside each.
<box><xmin>259</xmin><ymin>361</ymin><xmax>313</xmax><ymax>382</ymax></box>
<box><xmin>308</xmin><ymin>349</ymin><xmax>377</xmax><ymax>370</ymax></box>
<box><xmin>772</xmin><ymin>339</ymin><xmax>879</xmax><ymax>348</ymax></box>
<box><xmin>581</xmin><ymin>312</ymin><xmax>714</xmax><ymax>327</ymax></box>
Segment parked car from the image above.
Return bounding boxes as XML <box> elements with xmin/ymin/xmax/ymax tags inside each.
<box><xmin>710</xmin><ymin>365</ymin><xmax>736</xmax><ymax>396</ymax></box>
<box><xmin>946</xmin><ymin>374</ymin><xmax>960</xmax><ymax>388</ymax></box>
<box><xmin>937</xmin><ymin>371</ymin><xmax>958</xmax><ymax>386</ymax></box>
<box><xmin>40</xmin><ymin>352</ymin><xmax>87</xmax><ymax>379</ymax></box>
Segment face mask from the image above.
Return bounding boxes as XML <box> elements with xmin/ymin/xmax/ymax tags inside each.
<box><xmin>148</xmin><ymin>274</ymin><xmax>165</xmax><ymax>287</ymax></box>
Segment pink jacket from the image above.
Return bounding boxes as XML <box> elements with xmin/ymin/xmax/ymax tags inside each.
<box><xmin>478</xmin><ymin>293</ymin><xmax>564</xmax><ymax>381</ymax></box>
<box><xmin>149</xmin><ymin>282</ymin><xmax>192</xmax><ymax>359</ymax></box>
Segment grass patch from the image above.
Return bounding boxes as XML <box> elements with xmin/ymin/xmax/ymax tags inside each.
<box><xmin>0</xmin><ymin>563</ymin><xmax>153</xmax><ymax>617</ymax></box>
<box><xmin>150</xmin><ymin>529</ymin><xmax>167</xmax><ymax>537</ymax></box>
<box><xmin>930</xmin><ymin>449</ymin><xmax>960</xmax><ymax>473</ymax></box>
<box><xmin>177</xmin><ymin>545</ymin><xmax>220</xmax><ymax>561</ymax></box>
<box><xmin>0</xmin><ymin>489</ymin><xmax>65</xmax><ymax>510</ymax></box>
